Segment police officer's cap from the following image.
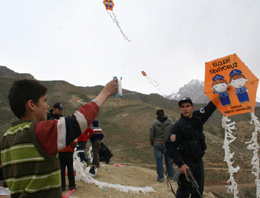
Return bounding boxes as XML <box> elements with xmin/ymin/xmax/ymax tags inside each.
<box><xmin>178</xmin><ymin>97</ymin><xmax>193</xmax><ymax>107</ymax></box>
<box><xmin>212</xmin><ymin>74</ymin><xmax>224</xmax><ymax>82</ymax></box>
<box><xmin>229</xmin><ymin>69</ymin><xmax>242</xmax><ymax>77</ymax></box>
<box><xmin>53</xmin><ymin>102</ymin><xmax>63</xmax><ymax>110</ymax></box>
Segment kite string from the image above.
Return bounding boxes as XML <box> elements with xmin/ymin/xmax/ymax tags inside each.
<box><xmin>221</xmin><ymin>116</ymin><xmax>240</xmax><ymax>198</ymax></box>
<box><xmin>245</xmin><ymin>112</ymin><xmax>260</xmax><ymax>198</ymax></box>
<box><xmin>146</xmin><ymin>76</ymin><xmax>159</xmax><ymax>87</ymax></box>
<box><xmin>106</xmin><ymin>10</ymin><xmax>131</xmax><ymax>42</ymax></box>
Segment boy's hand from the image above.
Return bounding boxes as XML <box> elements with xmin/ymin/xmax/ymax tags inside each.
<box><xmin>95</xmin><ymin>79</ymin><xmax>118</xmax><ymax>106</ymax></box>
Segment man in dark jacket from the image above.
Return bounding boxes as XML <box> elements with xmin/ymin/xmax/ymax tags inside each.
<box><xmin>47</xmin><ymin>102</ymin><xmax>63</xmax><ymax>120</ymax></box>
<box><xmin>150</xmin><ymin>109</ymin><xmax>174</xmax><ymax>182</ymax></box>
<box><xmin>166</xmin><ymin>97</ymin><xmax>216</xmax><ymax>197</ymax></box>
<box><xmin>90</xmin><ymin>120</ymin><xmax>104</xmax><ymax>170</ymax></box>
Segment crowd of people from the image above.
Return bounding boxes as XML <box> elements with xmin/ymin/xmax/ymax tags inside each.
<box><xmin>0</xmin><ymin>78</ymin><xmax>217</xmax><ymax>198</ymax></box>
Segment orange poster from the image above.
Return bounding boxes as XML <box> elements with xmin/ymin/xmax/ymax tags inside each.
<box><xmin>204</xmin><ymin>54</ymin><xmax>259</xmax><ymax>116</ymax></box>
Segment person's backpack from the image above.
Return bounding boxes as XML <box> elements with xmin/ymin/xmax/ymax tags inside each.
<box><xmin>99</xmin><ymin>142</ymin><xmax>113</xmax><ymax>164</ymax></box>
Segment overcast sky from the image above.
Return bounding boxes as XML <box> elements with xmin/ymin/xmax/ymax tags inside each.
<box><xmin>0</xmin><ymin>0</ymin><xmax>259</xmax><ymax>98</ymax></box>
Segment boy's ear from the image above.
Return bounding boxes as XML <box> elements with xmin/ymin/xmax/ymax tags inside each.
<box><xmin>26</xmin><ymin>100</ymin><xmax>35</xmax><ymax>111</ymax></box>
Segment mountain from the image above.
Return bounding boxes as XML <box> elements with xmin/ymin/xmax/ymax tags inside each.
<box><xmin>165</xmin><ymin>79</ymin><xmax>260</xmax><ymax>107</ymax></box>
<box><xmin>164</xmin><ymin>79</ymin><xmax>209</xmax><ymax>104</ymax></box>
<box><xmin>0</xmin><ymin>65</ymin><xmax>35</xmax><ymax>80</ymax></box>
<box><xmin>0</xmin><ymin>66</ymin><xmax>259</xmax><ymax>197</ymax></box>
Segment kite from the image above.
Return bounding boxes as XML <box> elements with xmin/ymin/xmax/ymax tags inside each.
<box><xmin>103</xmin><ymin>0</ymin><xmax>131</xmax><ymax>42</ymax></box>
<box><xmin>205</xmin><ymin>54</ymin><xmax>259</xmax><ymax>198</ymax></box>
<box><xmin>73</xmin><ymin>97</ymin><xmax>86</xmax><ymax>105</ymax></box>
<box><xmin>141</xmin><ymin>71</ymin><xmax>159</xmax><ymax>87</ymax></box>
<box><xmin>205</xmin><ymin>54</ymin><xmax>258</xmax><ymax>117</ymax></box>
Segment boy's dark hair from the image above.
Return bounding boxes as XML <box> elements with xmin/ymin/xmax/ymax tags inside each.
<box><xmin>8</xmin><ymin>79</ymin><xmax>47</xmax><ymax>119</ymax></box>
<box><xmin>156</xmin><ymin>109</ymin><xmax>164</xmax><ymax>117</ymax></box>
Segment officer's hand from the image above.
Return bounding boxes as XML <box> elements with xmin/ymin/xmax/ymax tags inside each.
<box><xmin>179</xmin><ymin>164</ymin><xmax>189</xmax><ymax>178</ymax></box>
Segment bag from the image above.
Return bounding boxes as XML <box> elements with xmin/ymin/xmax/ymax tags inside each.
<box><xmin>99</xmin><ymin>142</ymin><xmax>113</xmax><ymax>164</ymax></box>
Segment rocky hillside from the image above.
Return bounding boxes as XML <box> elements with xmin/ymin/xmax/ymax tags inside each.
<box><xmin>0</xmin><ymin>65</ymin><xmax>35</xmax><ymax>80</ymax></box>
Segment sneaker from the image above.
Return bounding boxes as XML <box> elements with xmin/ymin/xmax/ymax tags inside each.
<box><xmin>89</xmin><ymin>166</ymin><xmax>96</xmax><ymax>176</ymax></box>
<box><xmin>69</xmin><ymin>186</ymin><xmax>78</xmax><ymax>191</ymax></box>
<box><xmin>157</xmin><ymin>178</ymin><xmax>164</xmax><ymax>182</ymax></box>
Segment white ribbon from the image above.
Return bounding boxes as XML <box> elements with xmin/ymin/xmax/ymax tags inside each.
<box><xmin>73</xmin><ymin>150</ymin><xmax>155</xmax><ymax>194</ymax></box>
<box><xmin>222</xmin><ymin>116</ymin><xmax>240</xmax><ymax>198</ymax></box>
<box><xmin>245</xmin><ymin>112</ymin><xmax>260</xmax><ymax>198</ymax></box>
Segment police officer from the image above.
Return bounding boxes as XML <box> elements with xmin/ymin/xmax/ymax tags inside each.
<box><xmin>165</xmin><ymin>97</ymin><xmax>216</xmax><ymax>197</ymax></box>
<box><xmin>47</xmin><ymin>102</ymin><xmax>63</xmax><ymax>120</ymax></box>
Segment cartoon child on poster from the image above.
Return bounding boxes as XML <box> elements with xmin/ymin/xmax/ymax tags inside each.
<box><xmin>212</xmin><ymin>74</ymin><xmax>231</xmax><ymax>107</ymax></box>
<box><xmin>229</xmin><ymin>69</ymin><xmax>250</xmax><ymax>103</ymax></box>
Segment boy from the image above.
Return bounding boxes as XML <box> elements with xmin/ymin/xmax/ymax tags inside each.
<box><xmin>0</xmin><ymin>78</ymin><xmax>118</xmax><ymax>197</ymax></box>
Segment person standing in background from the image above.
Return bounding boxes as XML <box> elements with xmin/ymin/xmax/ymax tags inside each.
<box><xmin>47</xmin><ymin>102</ymin><xmax>77</xmax><ymax>192</ymax></box>
<box><xmin>150</xmin><ymin>109</ymin><xmax>174</xmax><ymax>182</ymax></box>
<box><xmin>47</xmin><ymin>102</ymin><xmax>63</xmax><ymax>120</ymax></box>
<box><xmin>58</xmin><ymin>142</ymin><xmax>77</xmax><ymax>192</ymax></box>
<box><xmin>88</xmin><ymin>120</ymin><xmax>104</xmax><ymax>176</ymax></box>
<box><xmin>76</xmin><ymin>127</ymin><xmax>94</xmax><ymax>166</ymax></box>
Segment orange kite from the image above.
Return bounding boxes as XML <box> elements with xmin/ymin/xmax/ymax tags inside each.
<box><xmin>103</xmin><ymin>0</ymin><xmax>114</xmax><ymax>11</ymax></box>
<box><xmin>204</xmin><ymin>53</ymin><xmax>259</xmax><ymax>116</ymax></box>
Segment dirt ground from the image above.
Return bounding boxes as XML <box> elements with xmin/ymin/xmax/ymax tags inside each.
<box><xmin>61</xmin><ymin>162</ymin><xmax>217</xmax><ymax>198</ymax></box>
<box><xmin>0</xmin><ymin>162</ymin><xmax>218</xmax><ymax>198</ymax></box>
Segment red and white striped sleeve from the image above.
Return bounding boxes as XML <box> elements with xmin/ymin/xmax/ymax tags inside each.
<box><xmin>34</xmin><ymin>101</ymin><xmax>99</xmax><ymax>156</ymax></box>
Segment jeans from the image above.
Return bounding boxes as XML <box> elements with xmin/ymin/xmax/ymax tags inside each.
<box><xmin>153</xmin><ymin>143</ymin><xmax>174</xmax><ymax>179</ymax></box>
<box><xmin>76</xmin><ymin>141</ymin><xmax>89</xmax><ymax>163</ymax></box>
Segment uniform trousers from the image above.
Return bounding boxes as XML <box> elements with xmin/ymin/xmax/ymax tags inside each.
<box><xmin>58</xmin><ymin>152</ymin><xmax>76</xmax><ymax>189</ymax></box>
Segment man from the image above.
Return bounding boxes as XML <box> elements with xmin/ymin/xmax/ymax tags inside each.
<box><xmin>89</xmin><ymin>120</ymin><xmax>103</xmax><ymax>176</ymax></box>
<box><xmin>165</xmin><ymin>97</ymin><xmax>216</xmax><ymax>197</ymax></box>
<box><xmin>0</xmin><ymin>78</ymin><xmax>118</xmax><ymax>197</ymax></box>
<box><xmin>58</xmin><ymin>141</ymin><xmax>77</xmax><ymax>192</ymax></box>
<box><xmin>150</xmin><ymin>109</ymin><xmax>174</xmax><ymax>182</ymax></box>
<box><xmin>76</xmin><ymin>127</ymin><xmax>94</xmax><ymax>166</ymax></box>
<box><xmin>47</xmin><ymin>102</ymin><xmax>63</xmax><ymax>120</ymax></box>
<box><xmin>47</xmin><ymin>103</ymin><xmax>77</xmax><ymax>192</ymax></box>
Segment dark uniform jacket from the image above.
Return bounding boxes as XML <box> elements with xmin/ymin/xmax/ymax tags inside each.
<box><xmin>165</xmin><ymin>101</ymin><xmax>216</xmax><ymax>167</ymax></box>
<box><xmin>47</xmin><ymin>110</ymin><xmax>62</xmax><ymax>120</ymax></box>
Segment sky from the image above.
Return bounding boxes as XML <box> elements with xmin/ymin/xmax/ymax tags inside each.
<box><xmin>0</xmin><ymin>0</ymin><xmax>260</xmax><ymax>98</ymax></box>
